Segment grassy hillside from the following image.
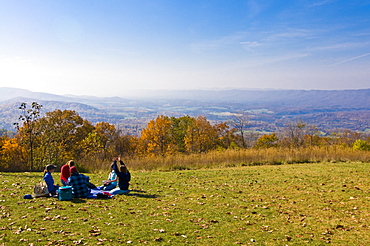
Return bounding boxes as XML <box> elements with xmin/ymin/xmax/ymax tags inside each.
<box><xmin>1</xmin><ymin>162</ymin><xmax>370</xmax><ymax>245</ymax></box>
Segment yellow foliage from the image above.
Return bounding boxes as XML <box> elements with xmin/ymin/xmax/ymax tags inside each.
<box><xmin>140</xmin><ymin>115</ymin><xmax>176</xmax><ymax>156</ymax></box>
<box><xmin>1</xmin><ymin>138</ymin><xmax>26</xmax><ymax>169</ymax></box>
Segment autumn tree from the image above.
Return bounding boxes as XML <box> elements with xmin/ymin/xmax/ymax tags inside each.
<box><xmin>0</xmin><ymin>136</ymin><xmax>26</xmax><ymax>171</ymax></box>
<box><xmin>280</xmin><ymin>120</ymin><xmax>307</xmax><ymax>148</ymax></box>
<box><xmin>184</xmin><ymin>116</ymin><xmax>218</xmax><ymax>153</ymax></box>
<box><xmin>301</xmin><ymin>124</ymin><xmax>323</xmax><ymax>147</ymax></box>
<box><xmin>14</xmin><ymin>102</ymin><xmax>43</xmax><ymax>171</ymax></box>
<box><xmin>254</xmin><ymin>133</ymin><xmax>279</xmax><ymax>149</ymax></box>
<box><xmin>214</xmin><ymin>122</ymin><xmax>238</xmax><ymax>149</ymax></box>
<box><xmin>93</xmin><ymin>122</ymin><xmax>118</xmax><ymax>157</ymax></box>
<box><xmin>330</xmin><ymin>130</ymin><xmax>363</xmax><ymax>147</ymax></box>
<box><xmin>81</xmin><ymin>122</ymin><xmax>121</xmax><ymax>158</ymax></box>
<box><xmin>170</xmin><ymin>115</ymin><xmax>194</xmax><ymax>153</ymax></box>
<box><xmin>140</xmin><ymin>115</ymin><xmax>175</xmax><ymax>156</ymax></box>
<box><xmin>114</xmin><ymin>134</ymin><xmax>139</xmax><ymax>157</ymax></box>
<box><xmin>81</xmin><ymin>132</ymin><xmax>105</xmax><ymax>156</ymax></box>
<box><xmin>353</xmin><ymin>139</ymin><xmax>370</xmax><ymax>151</ymax></box>
<box><xmin>35</xmin><ymin>109</ymin><xmax>94</xmax><ymax>166</ymax></box>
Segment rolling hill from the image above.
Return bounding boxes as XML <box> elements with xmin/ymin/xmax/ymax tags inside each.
<box><xmin>0</xmin><ymin>87</ymin><xmax>369</xmax><ymax>134</ymax></box>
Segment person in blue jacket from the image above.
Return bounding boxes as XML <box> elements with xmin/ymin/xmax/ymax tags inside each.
<box><xmin>109</xmin><ymin>156</ymin><xmax>131</xmax><ymax>195</ymax></box>
<box><xmin>43</xmin><ymin>164</ymin><xmax>59</xmax><ymax>196</ymax></box>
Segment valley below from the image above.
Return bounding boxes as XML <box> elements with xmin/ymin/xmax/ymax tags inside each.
<box><xmin>1</xmin><ymin>87</ymin><xmax>369</xmax><ymax>135</ymax></box>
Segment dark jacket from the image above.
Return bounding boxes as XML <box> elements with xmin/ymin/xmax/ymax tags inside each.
<box><xmin>112</xmin><ymin>160</ymin><xmax>131</xmax><ymax>190</ymax></box>
<box><xmin>68</xmin><ymin>172</ymin><xmax>90</xmax><ymax>198</ymax></box>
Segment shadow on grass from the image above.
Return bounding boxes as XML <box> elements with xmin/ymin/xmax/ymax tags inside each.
<box><xmin>127</xmin><ymin>189</ymin><xmax>158</xmax><ymax>199</ymax></box>
<box><xmin>71</xmin><ymin>198</ymin><xmax>87</xmax><ymax>203</ymax></box>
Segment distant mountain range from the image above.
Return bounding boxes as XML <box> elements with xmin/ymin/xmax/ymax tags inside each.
<box><xmin>1</xmin><ymin>87</ymin><xmax>369</xmax><ymax>133</ymax></box>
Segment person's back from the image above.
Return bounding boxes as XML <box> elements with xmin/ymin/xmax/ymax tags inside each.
<box><xmin>60</xmin><ymin>164</ymin><xmax>70</xmax><ymax>186</ymax></box>
<box><xmin>68</xmin><ymin>171</ymin><xmax>90</xmax><ymax>198</ymax></box>
<box><xmin>116</xmin><ymin>169</ymin><xmax>130</xmax><ymax>190</ymax></box>
<box><xmin>60</xmin><ymin>160</ymin><xmax>75</xmax><ymax>186</ymax></box>
<box><xmin>113</xmin><ymin>158</ymin><xmax>131</xmax><ymax>190</ymax></box>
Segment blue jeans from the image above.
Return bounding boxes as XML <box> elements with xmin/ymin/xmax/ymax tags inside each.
<box><xmin>103</xmin><ymin>184</ymin><xmax>116</xmax><ymax>191</ymax></box>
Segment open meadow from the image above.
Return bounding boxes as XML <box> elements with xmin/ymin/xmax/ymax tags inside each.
<box><xmin>1</xmin><ymin>162</ymin><xmax>370</xmax><ymax>245</ymax></box>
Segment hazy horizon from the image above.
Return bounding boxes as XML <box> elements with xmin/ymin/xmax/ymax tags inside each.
<box><xmin>1</xmin><ymin>1</ymin><xmax>370</xmax><ymax>97</ymax></box>
<box><xmin>2</xmin><ymin>86</ymin><xmax>370</xmax><ymax>100</ymax></box>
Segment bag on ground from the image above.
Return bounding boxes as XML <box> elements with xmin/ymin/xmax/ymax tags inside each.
<box><xmin>34</xmin><ymin>181</ymin><xmax>49</xmax><ymax>197</ymax></box>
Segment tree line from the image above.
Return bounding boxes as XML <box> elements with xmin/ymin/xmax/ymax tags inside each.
<box><xmin>0</xmin><ymin>102</ymin><xmax>369</xmax><ymax>172</ymax></box>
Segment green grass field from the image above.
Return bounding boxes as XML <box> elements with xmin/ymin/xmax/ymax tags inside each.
<box><xmin>1</xmin><ymin>162</ymin><xmax>370</xmax><ymax>245</ymax></box>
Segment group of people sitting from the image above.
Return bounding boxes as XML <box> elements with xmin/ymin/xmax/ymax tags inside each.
<box><xmin>42</xmin><ymin>156</ymin><xmax>131</xmax><ymax>198</ymax></box>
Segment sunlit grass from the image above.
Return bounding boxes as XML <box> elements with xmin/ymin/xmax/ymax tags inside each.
<box><xmin>114</xmin><ymin>146</ymin><xmax>370</xmax><ymax>172</ymax></box>
<box><xmin>1</xmin><ymin>162</ymin><xmax>370</xmax><ymax>245</ymax></box>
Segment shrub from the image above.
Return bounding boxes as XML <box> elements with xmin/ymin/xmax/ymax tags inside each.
<box><xmin>353</xmin><ymin>139</ymin><xmax>370</xmax><ymax>151</ymax></box>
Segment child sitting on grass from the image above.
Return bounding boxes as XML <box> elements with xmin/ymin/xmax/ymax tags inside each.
<box><xmin>98</xmin><ymin>164</ymin><xmax>118</xmax><ymax>191</ymax></box>
<box><xmin>43</xmin><ymin>164</ymin><xmax>59</xmax><ymax>197</ymax></box>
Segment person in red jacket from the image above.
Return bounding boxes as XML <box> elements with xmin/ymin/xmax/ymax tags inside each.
<box><xmin>60</xmin><ymin>160</ymin><xmax>75</xmax><ymax>186</ymax></box>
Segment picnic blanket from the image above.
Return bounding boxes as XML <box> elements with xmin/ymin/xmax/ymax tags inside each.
<box><xmin>87</xmin><ymin>188</ymin><xmax>113</xmax><ymax>199</ymax></box>
<box><xmin>24</xmin><ymin>188</ymin><xmax>128</xmax><ymax>199</ymax></box>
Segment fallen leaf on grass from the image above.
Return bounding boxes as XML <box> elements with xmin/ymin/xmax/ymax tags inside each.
<box><xmin>153</xmin><ymin>229</ymin><xmax>165</xmax><ymax>233</ymax></box>
<box><xmin>72</xmin><ymin>239</ymin><xmax>84</xmax><ymax>245</ymax></box>
<box><xmin>89</xmin><ymin>229</ymin><xmax>101</xmax><ymax>233</ymax></box>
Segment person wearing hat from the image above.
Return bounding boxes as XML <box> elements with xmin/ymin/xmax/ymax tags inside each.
<box><xmin>68</xmin><ymin>166</ymin><xmax>91</xmax><ymax>198</ymax></box>
<box><xmin>43</xmin><ymin>164</ymin><xmax>59</xmax><ymax>196</ymax></box>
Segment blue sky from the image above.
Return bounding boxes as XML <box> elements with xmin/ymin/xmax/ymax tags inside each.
<box><xmin>0</xmin><ymin>0</ymin><xmax>369</xmax><ymax>97</ymax></box>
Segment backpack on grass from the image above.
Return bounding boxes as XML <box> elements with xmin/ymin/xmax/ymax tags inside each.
<box><xmin>34</xmin><ymin>181</ymin><xmax>49</xmax><ymax>197</ymax></box>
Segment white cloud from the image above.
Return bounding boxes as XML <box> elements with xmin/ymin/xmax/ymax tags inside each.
<box><xmin>240</xmin><ymin>41</ymin><xmax>261</xmax><ymax>51</ymax></box>
<box><xmin>330</xmin><ymin>52</ymin><xmax>370</xmax><ymax>66</ymax></box>
<box><xmin>309</xmin><ymin>0</ymin><xmax>336</xmax><ymax>8</ymax></box>
<box><xmin>309</xmin><ymin>41</ymin><xmax>370</xmax><ymax>52</ymax></box>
